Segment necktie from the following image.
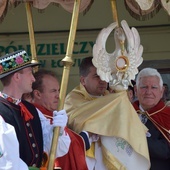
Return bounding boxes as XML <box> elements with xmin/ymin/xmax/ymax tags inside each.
<box><xmin>137</xmin><ymin>110</ymin><xmax>148</xmax><ymax>124</ymax></box>
<box><xmin>6</xmin><ymin>96</ymin><xmax>34</xmax><ymax>121</ymax></box>
<box><xmin>18</xmin><ymin>102</ymin><xmax>34</xmax><ymax>121</ymax></box>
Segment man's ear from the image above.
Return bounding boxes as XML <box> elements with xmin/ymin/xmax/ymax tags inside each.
<box><xmin>80</xmin><ymin>76</ymin><xmax>85</xmax><ymax>86</ymax></box>
<box><xmin>13</xmin><ymin>72</ymin><xmax>20</xmax><ymax>81</ymax></box>
<box><xmin>33</xmin><ymin>90</ymin><xmax>41</xmax><ymax>99</ymax></box>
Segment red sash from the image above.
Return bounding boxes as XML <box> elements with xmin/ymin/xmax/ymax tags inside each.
<box><xmin>33</xmin><ymin>103</ymin><xmax>88</xmax><ymax>170</ymax></box>
<box><xmin>133</xmin><ymin>100</ymin><xmax>170</xmax><ymax>143</ymax></box>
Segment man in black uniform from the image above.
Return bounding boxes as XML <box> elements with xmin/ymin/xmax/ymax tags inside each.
<box><xmin>0</xmin><ymin>50</ymin><xmax>43</xmax><ymax>169</ymax></box>
<box><xmin>0</xmin><ymin>50</ymin><xmax>69</xmax><ymax>169</ymax></box>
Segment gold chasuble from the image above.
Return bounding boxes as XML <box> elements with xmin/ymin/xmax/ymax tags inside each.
<box><xmin>64</xmin><ymin>83</ymin><xmax>150</xmax><ymax>170</ymax></box>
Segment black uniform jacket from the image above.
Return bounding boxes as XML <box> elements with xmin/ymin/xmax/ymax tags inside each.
<box><xmin>0</xmin><ymin>97</ymin><xmax>43</xmax><ymax>167</ymax></box>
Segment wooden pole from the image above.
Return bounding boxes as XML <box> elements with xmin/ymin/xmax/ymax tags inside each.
<box><xmin>47</xmin><ymin>0</ymin><xmax>81</xmax><ymax>169</ymax></box>
<box><xmin>25</xmin><ymin>2</ymin><xmax>39</xmax><ymax>72</ymax></box>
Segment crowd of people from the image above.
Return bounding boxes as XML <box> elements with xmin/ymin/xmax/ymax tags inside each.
<box><xmin>0</xmin><ymin>50</ymin><xmax>170</xmax><ymax>170</ymax></box>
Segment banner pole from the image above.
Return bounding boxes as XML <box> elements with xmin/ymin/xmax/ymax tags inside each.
<box><xmin>110</xmin><ymin>0</ymin><xmax>119</xmax><ymax>25</ymax></box>
<box><xmin>25</xmin><ymin>2</ymin><xmax>38</xmax><ymax>71</ymax></box>
<box><xmin>47</xmin><ymin>0</ymin><xmax>81</xmax><ymax>169</ymax></box>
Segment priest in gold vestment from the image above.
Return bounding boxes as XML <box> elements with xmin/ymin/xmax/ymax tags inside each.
<box><xmin>64</xmin><ymin>57</ymin><xmax>150</xmax><ymax>170</ymax></box>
